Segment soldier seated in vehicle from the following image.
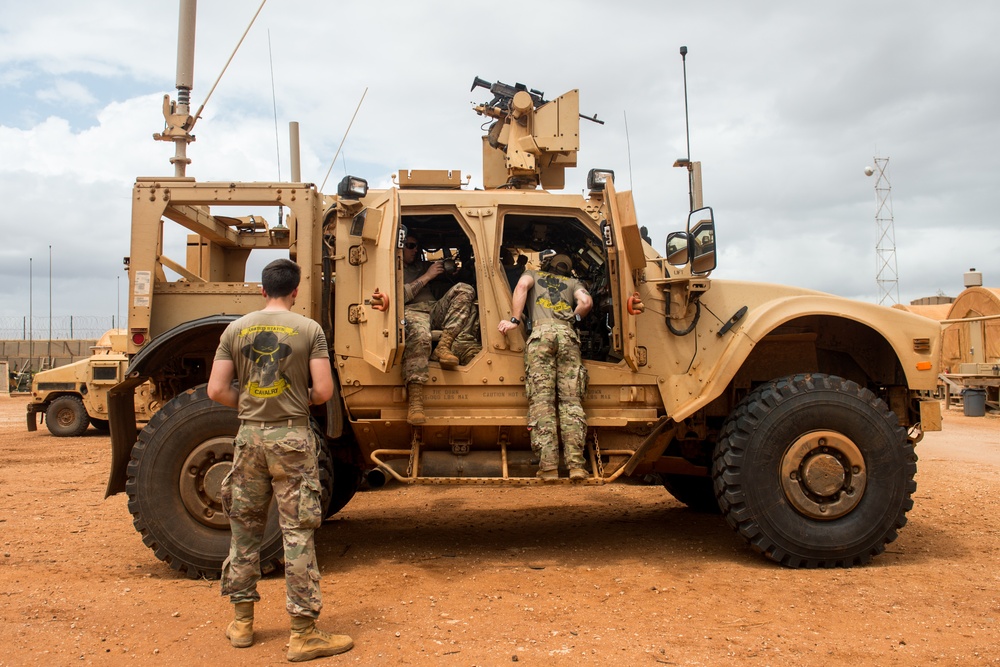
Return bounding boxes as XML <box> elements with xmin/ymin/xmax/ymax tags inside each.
<box><xmin>401</xmin><ymin>233</ymin><xmax>478</xmax><ymax>424</ymax></box>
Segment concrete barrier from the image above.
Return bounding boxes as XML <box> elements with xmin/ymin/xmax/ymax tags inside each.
<box><xmin>1</xmin><ymin>339</ymin><xmax>98</xmax><ymax>374</ymax></box>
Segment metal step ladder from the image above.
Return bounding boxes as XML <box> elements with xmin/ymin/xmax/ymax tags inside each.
<box><xmin>370</xmin><ymin>428</ymin><xmax>635</xmax><ymax>486</ymax></box>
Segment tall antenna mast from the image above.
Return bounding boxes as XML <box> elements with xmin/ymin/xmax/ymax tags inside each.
<box><xmin>868</xmin><ymin>157</ymin><xmax>899</xmax><ymax>305</ymax></box>
<box><xmin>155</xmin><ymin>0</ymin><xmax>268</xmax><ymax>176</ymax></box>
<box><xmin>674</xmin><ymin>45</ymin><xmax>695</xmax><ymax>212</ymax></box>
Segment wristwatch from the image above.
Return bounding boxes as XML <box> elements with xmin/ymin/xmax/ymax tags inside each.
<box><xmin>509</xmin><ymin>316</ymin><xmax>520</xmax><ymax>325</ymax></box>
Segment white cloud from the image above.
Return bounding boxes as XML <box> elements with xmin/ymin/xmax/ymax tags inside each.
<box><xmin>1</xmin><ymin>0</ymin><xmax>999</xmax><ymax>326</ymax></box>
<box><xmin>35</xmin><ymin>79</ymin><xmax>98</xmax><ymax>106</ymax></box>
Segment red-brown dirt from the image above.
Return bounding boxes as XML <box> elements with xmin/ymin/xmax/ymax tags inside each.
<box><xmin>1</xmin><ymin>394</ymin><xmax>998</xmax><ymax>666</ymax></box>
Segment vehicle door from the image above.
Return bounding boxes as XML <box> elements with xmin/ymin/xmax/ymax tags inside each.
<box><xmin>602</xmin><ymin>177</ymin><xmax>646</xmax><ymax>370</ymax></box>
<box><xmin>350</xmin><ymin>189</ymin><xmax>403</xmax><ymax>372</ymax></box>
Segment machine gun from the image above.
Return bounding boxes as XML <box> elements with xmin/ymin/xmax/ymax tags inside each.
<box><xmin>471</xmin><ymin>77</ymin><xmax>547</xmax><ymax>112</ymax></box>
<box><xmin>471</xmin><ymin>76</ymin><xmax>604</xmax><ymax>125</ymax></box>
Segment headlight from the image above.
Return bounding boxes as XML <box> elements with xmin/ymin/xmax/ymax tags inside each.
<box><xmin>337</xmin><ymin>175</ymin><xmax>368</xmax><ymax>199</ymax></box>
<box><xmin>587</xmin><ymin>168</ymin><xmax>614</xmax><ymax>192</ymax></box>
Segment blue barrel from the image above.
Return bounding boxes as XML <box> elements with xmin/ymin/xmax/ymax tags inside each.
<box><xmin>963</xmin><ymin>388</ymin><xmax>987</xmax><ymax>417</ymax></box>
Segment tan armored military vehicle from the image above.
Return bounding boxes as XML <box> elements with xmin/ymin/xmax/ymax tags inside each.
<box><xmin>26</xmin><ymin>329</ymin><xmax>159</xmax><ymax>436</ymax></box>
<box><xmin>105</xmin><ymin>6</ymin><xmax>942</xmax><ymax>579</ymax></box>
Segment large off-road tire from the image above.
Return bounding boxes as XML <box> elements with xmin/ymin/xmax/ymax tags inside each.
<box><xmin>713</xmin><ymin>373</ymin><xmax>915</xmax><ymax>568</ymax></box>
<box><xmin>126</xmin><ymin>385</ymin><xmax>283</xmax><ymax>579</ymax></box>
<box><xmin>326</xmin><ymin>460</ymin><xmax>362</xmax><ymax>518</ymax></box>
<box><xmin>661</xmin><ymin>474</ymin><xmax>721</xmax><ymax>513</ymax></box>
<box><xmin>45</xmin><ymin>395</ymin><xmax>89</xmax><ymax>437</ymax></box>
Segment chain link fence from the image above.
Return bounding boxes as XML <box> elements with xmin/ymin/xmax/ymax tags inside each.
<box><xmin>0</xmin><ymin>316</ymin><xmax>119</xmax><ymax>340</ymax></box>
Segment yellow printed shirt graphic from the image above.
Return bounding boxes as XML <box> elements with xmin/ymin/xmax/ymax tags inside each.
<box><xmin>528</xmin><ymin>271</ymin><xmax>585</xmax><ymax>324</ymax></box>
<box><xmin>238</xmin><ymin>324</ymin><xmax>300</xmax><ymax>338</ymax></box>
<box><xmin>247</xmin><ymin>377</ymin><xmax>291</xmax><ymax>399</ymax></box>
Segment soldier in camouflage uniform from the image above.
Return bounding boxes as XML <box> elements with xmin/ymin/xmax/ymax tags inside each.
<box><xmin>207</xmin><ymin>258</ymin><xmax>353</xmax><ymax>662</ymax></box>
<box><xmin>402</xmin><ymin>234</ymin><xmax>478</xmax><ymax>424</ymax></box>
<box><xmin>498</xmin><ymin>253</ymin><xmax>594</xmax><ymax>481</ymax></box>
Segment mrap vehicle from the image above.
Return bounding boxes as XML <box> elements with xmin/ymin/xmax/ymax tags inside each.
<box><xmin>105</xmin><ymin>5</ymin><xmax>942</xmax><ymax>579</ymax></box>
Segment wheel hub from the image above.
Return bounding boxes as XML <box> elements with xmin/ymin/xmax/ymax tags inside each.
<box><xmin>56</xmin><ymin>408</ymin><xmax>76</xmax><ymax>427</ymax></box>
<box><xmin>179</xmin><ymin>436</ymin><xmax>235</xmax><ymax>529</ymax></box>
<box><xmin>780</xmin><ymin>430</ymin><xmax>866</xmax><ymax>520</ymax></box>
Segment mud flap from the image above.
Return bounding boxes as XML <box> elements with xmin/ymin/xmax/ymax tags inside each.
<box><xmin>919</xmin><ymin>399</ymin><xmax>942</xmax><ymax>432</ymax></box>
<box><xmin>105</xmin><ymin>374</ymin><xmax>147</xmax><ymax>497</ymax></box>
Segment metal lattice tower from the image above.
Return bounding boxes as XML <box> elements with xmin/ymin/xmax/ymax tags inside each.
<box><xmin>872</xmin><ymin>157</ymin><xmax>899</xmax><ymax>305</ymax></box>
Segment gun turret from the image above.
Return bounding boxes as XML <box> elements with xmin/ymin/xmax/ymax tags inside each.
<box><xmin>472</xmin><ymin>76</ymin><xmax>599</xmax><ymax>191</ymax></box>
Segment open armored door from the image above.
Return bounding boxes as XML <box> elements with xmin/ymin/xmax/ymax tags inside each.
<box><xmin>602</xmin><ymin>177</ymin><xmax>646</xmax><ymax>371</ymax></box>
<box><xmin>353</xmin><ymin>189</ymin><xmax>403</xmax><ymax>372</ymax></box>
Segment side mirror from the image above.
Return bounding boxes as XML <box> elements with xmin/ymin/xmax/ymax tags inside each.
<box><xmin>688</xmin><ymin>207</ymin><xmax>716</xmax><ymax>275</ymax></box>
<box><xmin>665</xmin><ymin>232</ymin><xmax>690</xmax><ymax>266</ymax></box>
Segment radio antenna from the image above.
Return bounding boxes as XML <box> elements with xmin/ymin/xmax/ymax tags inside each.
<box><xmin>320</xmin><ymin>87</ymin><xmax>368</xmax><ymax>192</ymax></box>
<box><xmin>192</xmin><ymin>0</ymin><xmax>268</xmax><ymax>126</ymax></box>
<box><xmin>623</xmin><ymin>110</ymin><xmax>634</xmax><ymax>191</ymax></box>
<box><xmin>680</xmin><ymin>45</ymin><xmax>694</xmax><ymax>212</ymax></box>
<box><xmin>267</xmin><ymin>28</ymin><xmax>284</xmax><ymax>230</ymax></box>
<box><xmin>268</xmin><ymin>29</ymin><xmax>281</xmax><ymax>181</ymax></box>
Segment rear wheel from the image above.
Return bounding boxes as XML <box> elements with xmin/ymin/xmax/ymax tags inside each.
<box><xmin>713</xmin><ymin>374</ymin><xmax>914</xmax><ymax>568</ymax></box>
<box><xmin>326</xmin><ymin>460</ymin><xmax>362</xmax><ymax>518</ymax></box>
<box><xmin>46</xmin><ymin>395</ymin><xmax>89</xmax><ymax>437</ymax></box>
<box><xmin>661</xmin><ymin>474</ymin><xmax>720</xmax><ymax>513</ymax></box>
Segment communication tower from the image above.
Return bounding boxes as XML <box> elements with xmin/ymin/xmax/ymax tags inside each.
<box><xmin>866</xmin><ymin>157</ymin><xmax>899</xmax><ymax>305</ymax></box>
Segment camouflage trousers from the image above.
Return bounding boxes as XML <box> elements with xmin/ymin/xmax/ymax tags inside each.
<box><xmin>220</xmin><ymin>424</ymin><xmax>324</xmax><ymax>619</ymax></box>
<box><xmin>451</xmin><ymin>307</ymin><xmax>482</xmax><ymax>365</ymax></box>
<box><xmin>403</xmin><ymin>282</ymin><xmax>477</xmax><ymax>384</ymax></box>
<box><xmin>524</xmin><ymin>322</ymin><xmax>588</xmax><ymax>470</ymax></box>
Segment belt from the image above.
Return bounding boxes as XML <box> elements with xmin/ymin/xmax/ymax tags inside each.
<box><xmin>240</xmin><ymin>417</ymin><xmax>311</xmax><ymax>429</ymax></box>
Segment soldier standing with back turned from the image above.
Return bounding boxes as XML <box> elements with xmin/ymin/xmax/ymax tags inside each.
<box><xmin>498</xmin><ymin>253</ymin><xmax>593</xmax><ymax>480</ymax></box>
<box><xmin>207</xmin><ymin>258</ymin><xmax>353</xmax><ymax>662</ymax></box>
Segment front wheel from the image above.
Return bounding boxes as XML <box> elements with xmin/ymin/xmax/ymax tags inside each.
<box><xmin>126</xmin><ymin>385</ymin><xmax>283</xmax><ymax>579</ymax></box>
<box><xmin>46</xmin><ymin>395</ymin><xmax>89</xmax><ymax>437</ymax></box>
<box><xmin>713</xmin><ymin>374</ymin><xmax>915</xmax><ymax>568</ymax></box>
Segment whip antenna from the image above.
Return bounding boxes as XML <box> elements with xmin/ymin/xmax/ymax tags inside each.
<box><xmin>268</xmin><ymin>29</ymin><xmax>281</xmax><ymax>181</ymax></box>
<box><xmin>680</xmin><ymin>45</ymin><xmax>694</xmax><ymax>212</ymax></box>
<box><xmin>623</xmin><ymin>110</ymin><xmax>634</xmax><ymax>191</ymax></box>
<box><xmin>267</xmin><ymin>28</ymin><xmax>284</xmax><ymax>230</ymax></box>
<box><xmin>320</xmin><ymin>87</ymin><xmax>368</xmax><ymax>192</ymax></box>
<box><xmin>192</xmin><ymin>0</ymin><xmax>268</xmax><ymax>125</ymax></box>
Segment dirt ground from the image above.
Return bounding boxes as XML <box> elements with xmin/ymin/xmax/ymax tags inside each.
<box><xmin>1</xmin><ymin>395</ymin><xmax>998</xmax><ymax>666</ymax></box>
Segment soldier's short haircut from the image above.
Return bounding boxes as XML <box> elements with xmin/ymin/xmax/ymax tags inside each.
<box><xmin>261</xmin><ymin>259</ymin><xmax>301</xmax><ymax>297</ymax></box>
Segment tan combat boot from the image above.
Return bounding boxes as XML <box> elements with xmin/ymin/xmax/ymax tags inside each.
<box><xmin>225</xmin><ymin>601</ymin><xmax>254</xmax><ymax>648</ymax></box>
<box><xmin>536</xmin><ymin>468</ymin><xmax>559</xmax><ymax>481</ymax></box>
<box><xmin>287</xmin><ymin>616</ymin><xmax>354</xmax><ymax>662</ymax></box>
<box><xmin>407</xmin><ymin>382</ymin><xmax>426</xmax><ymax>425</ymax></box>
<box><xmin>433</xmin><ymin>332</ymin><xmax>460</xmax><ymax>369</ymax></box>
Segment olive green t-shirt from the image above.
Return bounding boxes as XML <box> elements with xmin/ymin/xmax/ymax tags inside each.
<box><xmin>526</xmin><ymin>269</ymin><xmax>585</xmax><ymax>324</ymax></box>
<box><xmin>215</xmin><ymin>309</ymin><xmax>328</xmax><ymax>422</ymax></box>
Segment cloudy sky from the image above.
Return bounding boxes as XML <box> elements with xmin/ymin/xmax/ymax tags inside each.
<box><xmin>1</xmin><ymin>0</ymin><xmax>998</xmax><ymax>336</ymax></box>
